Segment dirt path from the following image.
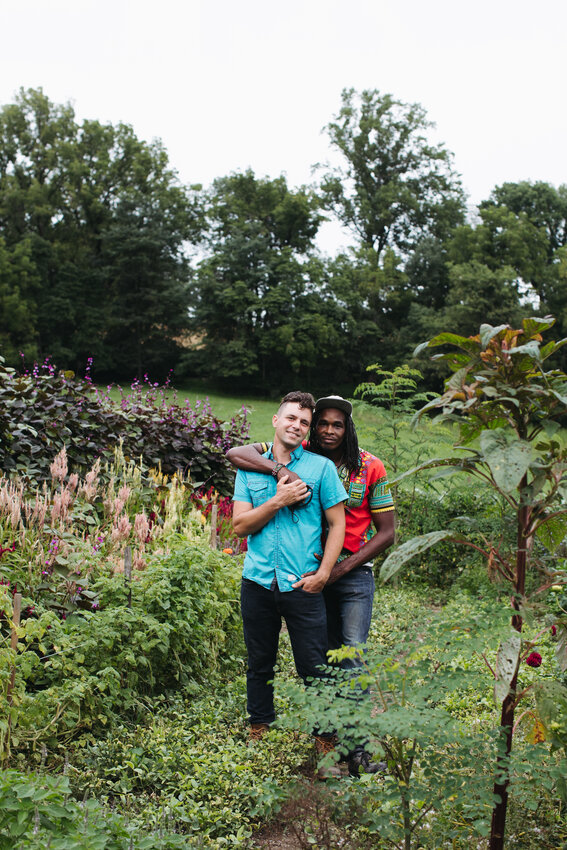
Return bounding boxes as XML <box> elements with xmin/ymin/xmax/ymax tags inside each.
<box><xmin>249</xmin><ymin>765</ymin><xmax>369</xmax><ymax>850</ymax></box>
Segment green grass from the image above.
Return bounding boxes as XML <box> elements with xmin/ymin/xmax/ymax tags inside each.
<box><xmin>96</xmin><ymin>383</ymin><xmax>460</xmax><ymax>452</ymax></box>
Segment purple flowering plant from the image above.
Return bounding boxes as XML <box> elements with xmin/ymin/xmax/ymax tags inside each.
<box><xmin>0</xmin><ymin>356</ymin><xmax>249</xmax><ymax>621</ymax></box>
<box><xmin>0</xmin><ymin>354</ymin><xmax>248</xmax><ymax>495</ymax></box>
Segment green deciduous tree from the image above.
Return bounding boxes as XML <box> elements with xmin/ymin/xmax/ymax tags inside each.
<box><xmin>187</xmin><ymin>170</ymin><xmax>351</xmax><ymax>391</ymax></box>
<box><xmin>0</xmin><ymin>88</ymin><xmax>201</xmax><ymax>378</ymax></box>
<box><xmin>318</xmin><ymin>88</ymin><xmax>466</xmax><ymax>262</ymax></box>
<box><xmin>311</xmin><ymin>89</ymin><xmax>468</xmax><ymax>387</ymax></box>
<box><xmin>0</xmin><ymin>236</ymin><xmax>39</xmax><ymax>362</ymax></box>
<box><xmin>444</xmin><ymin>181</ymin><xmax>567</xmax><ymax>372</ymax></box>
<box><xmin>489</xmin><ymin>181</ymin><xmax>567</xmax><ymax>256</ymax></box>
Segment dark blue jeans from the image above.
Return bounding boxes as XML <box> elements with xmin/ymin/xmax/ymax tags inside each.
<box><xmin>240</xmin><ymin>578</ymin><xmax>328</xmax><ymax>725</ymax></box>
<box><xmin>323</xmin><ymin>565</ymin><xmax>375</xmax><ymax>754</ymax></box>
<box><xmin>323</xmin><ymin>565</ymin><xmax>375</xmax><ymax>666</ymax></box>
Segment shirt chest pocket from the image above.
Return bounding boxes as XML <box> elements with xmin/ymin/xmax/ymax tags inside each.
<box><xmin>346</xmin><ymin>479</ymin><xmax>366</xmax><ymax>508</ymax></box>
<box><xmin>248</xmin><ymin>480</ymin><xmax>269</xmax><ymax>508</ymax></box>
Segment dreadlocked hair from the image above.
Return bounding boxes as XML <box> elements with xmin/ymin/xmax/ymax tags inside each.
<box><xmin>308</xmin><ymin>409</ymin><xmax>361</xmax><ymax>476</ymax></box>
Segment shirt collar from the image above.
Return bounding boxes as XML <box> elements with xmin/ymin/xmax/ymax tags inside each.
<box><xmin>267</xmin><ymin>442</ymin><xmax>305</xmax><ymax>462</ymax></box>
<box><xmin>290</xmin><ymin>443</ymin><xmax>305</xmax><ymax>461</ymax></box>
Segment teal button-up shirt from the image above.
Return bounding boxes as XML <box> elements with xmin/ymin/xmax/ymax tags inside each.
<box><xmin>233</xmin><ymin>444</ymin><xmax>347</xmax><ymax>592</ymax></box>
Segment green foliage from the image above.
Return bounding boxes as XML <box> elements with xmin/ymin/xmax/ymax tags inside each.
<box><xmin>318</xmin><ymin>88</ymin><xmax>465</xmax><ymax>259</ymax></box>
<box><xmin>71</xmin><ymin>688</ymin><xmax>306</xmax><ymax>846</ymax></box>
<box><xmin>186</xmin><ymin>170</ymin><xmax>353</xmax><ymax>392</ymax></box>
<box><xmin>354</xmin><ymin>363</ymin><xmax>437</xmax><ymax>485</ymax></box>
<box><xmin>388</xmin><ymin>316</ymin><xmax>567</xmax><ymax>848</ymax></box>
<box><xmin>393</xmin><ymin>484</ymin><xmax>517</xmax><ymax>588</ymax></box>
<box><xmin>0</xmin><ymin>768</ymin><xmax>188</xmax><ymax>849</ymax></box>
<box><xmin>0</xmin><ymin>236</ymin><xmax>39</xmax><ymax>364</ymax></box>
<box><xmin>0</xmin><ymin>586</ymin><xmax>57</xmax><ymax>763</ymax></box>
<box><xmin>279</xmin><ymin>598</ymin><xmax>504</xmax><ymax>847</ymax></box>
<box><xmin>6</xmin><ymin>545</ymin><xmax>244</xmax><ymax>749</ymax></box>
<box><xmin>0</xmin><ymin>88</ymin><xmax>202</xmax><ymax>380</ymax></box>
<box><xmin>379</xmin><ymin>529</ymin><xmax>454</xmax><ymax>584</ymax></box>
<box><xmin>279</xmin><ymin>589</ymin><xmax>567</xmax><ymax>848</ymax></box>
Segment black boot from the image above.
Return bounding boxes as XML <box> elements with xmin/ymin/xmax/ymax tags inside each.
<box><xmin>348</xmin><ymin>749</ymin><xmax>386</xmax><ymax>778</ymax></box>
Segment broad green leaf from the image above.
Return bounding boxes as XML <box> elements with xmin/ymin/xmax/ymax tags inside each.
<box><xmin>446</xmin><ymin>366</ymin><xmax>469</xmax><ymax>390</ymax></box>
<box><xmin>535</xmin><ymin>679</ymin><xmax>567</xmax><ymax>726</ymax></box>
<box><xmin>431</xmin><ymin>351</ymin><xmax>470</xmax><ymax>367</ymax></box>
<box><xmin>536</xmin><ymin>513</ymin><xmax>567</xmax><ymax>552</ymax></box>
<box><xmin>494</xmin><ymin>632</ymin><xmax>521</xmax><ymax>704</ymax></box>
<box><xmin>540</xmin><ymin>338</ymin><xmax>567</xmax><ymax>360</ymax></box>
<box><xmin>478</xmin><ymin>385</ymin><xmax>499</xmax><ymax>397</ymax></box>
<box><xmin>389</xmin><ymin>457</ymin><xmax>475</xmax><ymax>485</ymax></box>
<box><xmin>522</xmin><ymin>316</ymin><xmax>555</xmax><ymax>337</ymax></box>
<box><xmin>540</xmin><ymin>419</ymin><xmax>562</xmax><ymax>438</ymax></box>
<box><xmin>425</xmin><ymin>332</ymin><xmax>480</xmax><ymax>353</ymax></box>
<box><xmin>380</xmin><ymin>530</ymin><xmax>455</xmax><ymax>583</ymax></box>
<box><xmin>480</xmin><ymin>324</ymin><xmax>509</xmax><ymax>349</ymax></box>
<box><xmin>479</xmin><ymin>429</ymin><xmax>532</xmax><ymax>493</ymax></box>
<box><xmin>509</xmin><ymin>341</ymin><xmax>542</xmax><ymax>360</ymax></box>
<box><xmin>557</xmin><ymin>625</ymin><xmax>567</xmax><ymax>673</ymax></box>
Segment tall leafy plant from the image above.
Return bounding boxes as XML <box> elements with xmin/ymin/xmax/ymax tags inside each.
<box><xmin>380</xmin><ymin>316</ymin><xmax>567</xmax><ymax>849</ymax></box>
<box><xmin>354</xmin><ymin>363</ymin><xmax>437</xmax><ymax>480</ymax></box>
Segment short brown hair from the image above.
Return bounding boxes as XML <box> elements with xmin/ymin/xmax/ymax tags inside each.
<box><xmin>278</xmin><ymin>390</ymin><xmax>315</xmax><ymax>415</ymax></box>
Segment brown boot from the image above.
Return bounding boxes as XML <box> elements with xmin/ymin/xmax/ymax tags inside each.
<box><xmin>248</xmin><ymin>722</ymin><xmax>270</xmax><ymax>743</ymax></box>
<box><xmin>313</xmin><ymin>734</ymin><xmax>342</xmax><ymax>780</ymax></box>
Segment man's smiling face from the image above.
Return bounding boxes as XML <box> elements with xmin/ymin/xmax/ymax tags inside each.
<box><xmin>272</xmin><ymin>402</ymin><xmax>312</xmax><ymax>450</ymax></box>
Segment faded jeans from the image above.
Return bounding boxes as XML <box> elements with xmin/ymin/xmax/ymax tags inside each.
<box><xmin>323</xmin><ymin>564</ymin><xmax>375</xmax><ymax>663</ymax></box>
<box><xmin>323</xmin><ymin>565</ymin><xmax>375</xmax><ymax>754</ymax></box>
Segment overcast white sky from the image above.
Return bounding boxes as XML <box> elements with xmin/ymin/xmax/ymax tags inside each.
<box><xmin>2</xmin><ymin>0</ymin><xmax>566</xmax><ymax>252</ymax></box>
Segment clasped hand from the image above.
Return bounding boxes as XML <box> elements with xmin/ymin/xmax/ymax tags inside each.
<box><xmin>292</xmin><ymin>571</ymin><xmax>328</xmax><ymax>593</ymax></box>
<box><xmin>276</xmin><ymin>473</ymin><xmax>309</xmax><ymax>506</ymax></box>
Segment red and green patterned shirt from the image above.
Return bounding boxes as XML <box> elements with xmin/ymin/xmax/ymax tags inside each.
<box><xmin>336</xmin><ymin>449</ymin><xmax>394</xmax><ymax>554</ymax></box>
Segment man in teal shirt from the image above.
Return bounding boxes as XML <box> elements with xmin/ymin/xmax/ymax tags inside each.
<box><xmin>232</xmin><ymin>391</ymin><xmax>346</xmax><ymax>742</ymax></box>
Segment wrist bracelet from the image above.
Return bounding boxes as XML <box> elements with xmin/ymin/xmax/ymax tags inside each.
<box><xmin>272</xmin><ymin>463</ymin><xmax>285</xmax><ymax>478</ymax></box>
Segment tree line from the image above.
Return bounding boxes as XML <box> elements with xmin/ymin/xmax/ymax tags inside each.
<box><xmin>1</xmin><ymin>87</ymin><xmax>566</xmax><ymax>393</ymax></box>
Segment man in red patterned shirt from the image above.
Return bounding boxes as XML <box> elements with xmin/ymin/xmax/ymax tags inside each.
<box><xmin>227</xmin><ymin>395</ymin><xmax>396</xmax><ymax>776</ymax></box>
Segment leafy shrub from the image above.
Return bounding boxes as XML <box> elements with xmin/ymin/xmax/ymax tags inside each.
<box><xmin>278</xmin><ymin>591</ymin><xmax>567</xmax><ymax>848</ymax></box>
<box><xmin>91</xmin><ymin>543</ymin><xmax>245</xmax><ymax>687</ymax></box>
<box><xmin>6</xmin><ymin>544</ymin><xmax>245</xmax><ymax>750</ymax></box>
<box><xmin>0</xmin><ymin>357</ymin><xmax>248</xmax><ymax>494</ymax></box>
<box><xmin>0</xmin><ymin>584</ymin><xmax>57</xmax><ymax>762</ymax></box>
<box><xmin>393</xmin><ymin>482</ymin><xmax>515</xmax><ymax>588</ymax></box>
<box><xmin>0</xmin><ymin>768</ymin><xmax>188</xmax><ymax>849</ymax></box>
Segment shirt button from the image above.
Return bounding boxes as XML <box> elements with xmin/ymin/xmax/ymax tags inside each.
<box><xmin>287</xmin><ymin>574</ymin><xmax>295</xmax><ymax>582</ymax></box>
